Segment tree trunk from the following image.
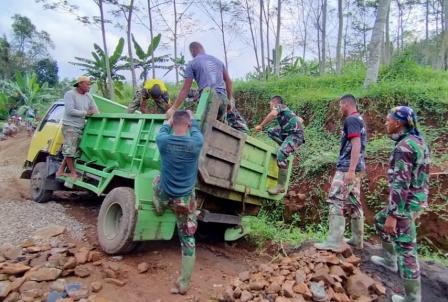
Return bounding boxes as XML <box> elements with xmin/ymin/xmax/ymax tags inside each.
<box><xmin>264</xmin><ymin>0</ymin><xmax>271</xmax><ymax>73</ymax></box>
<box><xmin>274</xmin><ymin>0</ymin><xmax>281</xmax><ymax>76</ymax></box>
<box><xmin>425</xmin><ymin>0</ymin><xmax>430</xmax><ymax>40</ymax></box>
<box><xmin>147</xmin><ymin>0</ymin><xmax>156</xmax><ymax>79</ymax></box>
<box><xmin>364</xmin><ymin>0</ymin><xmax>391</xmax><ymax>87</ymax></box>
<box><xmin>127</xmin><ymin>0</ymin><xmax>137</xmax><ymax>90</ymax></box>
<box><xmin>320</xmin><ymin>0</ymin><xmax>327</xmax><ymax>74</ymax></box>
<box><xmin>219</xmin><ymin>1</ymin><xmax>229</xmax><ymax>70</ymax></box>
<box><xmin>442</xmin><ymin>0</ymin><xmax>448</xmax><ymax>69</ymax></box>
<box><xmin>384</xmin><ymin>4</ymin><xmax>391</xmax><ymax>65</ymax></box>
<box><xmin>174</xmin><ymin>0</ymin><xmax>179</xmax><ymax>84</ymax></box>
<box><xmin>244</xmin><ymin>0</ymin><xmax>260</xmax><ymax>72</ymax></box>
<box><xmin>336</xmin><ymin>0</ymin><xmax>343</xmax><ymax>74</ymax></box>
<box><xmin>343</xmin><ymin>0</ymin><xmax>350</xmax><ymax>63</ymax></box>
<box><xmin>260</xmin><ymin>0</ymin><xmax>266</xmax><ymax>74</ymax></box>
<box><xmin>98</xmin><ymin>0</ymin><xmax>114</xmax><ymax>99</ymax></box>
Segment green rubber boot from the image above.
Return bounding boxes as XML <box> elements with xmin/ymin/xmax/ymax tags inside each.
<box><xmin>268</xmin><ymin>168</ymin><xmax>288</xmax><ymax>195</ymax></box>
<box><xmin>392</xmin><ymin>278</ymin><xmax>421</xmax><ymax>302</ymax></box>
<box><xmin>370</xmin><ymin>240</ymin><xmax>398</xmax><ymax>273</ymax></box>
<box><xmin>171</xmin><ymin>254</ymin><xmax>196</xmax><ymax>295</ymax></box>
<box><xmin>314</xmin><ymin>215</ymin><xmax>346</xmax><ymax>252</ymax></box>
<box><xmin>345</xmin><ymin>217</ymin><xmax>364</xmax><ymax>249</ymax></box>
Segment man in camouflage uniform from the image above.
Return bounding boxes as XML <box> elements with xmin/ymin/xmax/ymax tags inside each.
<box><xmin>371</xmin><ymin>106</ymin><xmax>430</xmax><ymax>302</ymax></box>
<box><xmin>153</xmin><ymin>110</ymin><xmax>203</xmax><ymax>295</ymax></box>
<box><xmin>128</xmin><ymin>79</ymin><xmax>170</xmax><ymax>113</ymax></box>
<box><xmin>167</xmin><ymin>42</ymin><xmax>249</xmax><ymax>133</ymax></box>
<box><xmin>255</xmin><ymin>95</ymin><xmax>304</xmax><ymax>194</ymax></box>
<box><xmin>315</xmin><ymin>94</ymin><xmax>367</xmax><ymax>251</ymax></box>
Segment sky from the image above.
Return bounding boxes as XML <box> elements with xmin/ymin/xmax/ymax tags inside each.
<box><xmin>0</xmin><ymin>0</ymin><xmax>258</xmax><ymax>84</ymax></box>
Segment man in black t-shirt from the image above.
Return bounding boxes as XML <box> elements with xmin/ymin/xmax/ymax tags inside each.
<box><xmin>315</xmin><ymin>94</ymin><xmax>367</xmax><ymax>252</ymax></box>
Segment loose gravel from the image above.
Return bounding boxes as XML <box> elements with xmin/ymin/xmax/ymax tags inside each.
<box><xmin>0</xmin><ymin>199</ymin><xmax>85</xmax><ymax>245</ymax></box>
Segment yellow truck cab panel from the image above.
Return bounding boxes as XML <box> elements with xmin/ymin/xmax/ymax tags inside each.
<box><xmin>26</xmin><ymin>102</ymin><xmax>64</xmax><ymax>163</ymax></box>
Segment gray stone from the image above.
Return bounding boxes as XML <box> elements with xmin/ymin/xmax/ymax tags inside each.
<box><xmin>27</xmin><ymin>267</ymin><xmax>62</xmax><ymax>281</ymax></box>
<box><xmin>32</xmin><ymin>225</ymin><xmax>65</xmax><ymax>240</ymax></box>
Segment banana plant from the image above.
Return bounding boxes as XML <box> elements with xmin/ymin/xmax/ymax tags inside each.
<box><xmin>70</xmin><ymin>38</ymin><xmax>126</xmax><ymax>97</ymax></box>
<box><xmin>129</xmin><ymin>33</ymin><xmax>170</xmax><ymax>80</ymax></box>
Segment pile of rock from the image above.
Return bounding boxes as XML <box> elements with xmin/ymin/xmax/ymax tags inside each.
<box><xmin>0</xmin><ymin>225</ymin><xmax>127</xmax><ymax>302</ymax></box>
<box><xmin>220</xmin><ymin>246</ymin><xmax>386</xmax><ymax>302</ymax></box>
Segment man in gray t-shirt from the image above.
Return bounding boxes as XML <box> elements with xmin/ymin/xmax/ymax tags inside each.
<box><xmin>167</xmin><ymin>42</ymin><xmax>248</xmax><ymax>132</ymax></box>
<box><xmin>56</xmin><ymin>76</ymin><xmax>98</xmax><ymax>180</ymax></box>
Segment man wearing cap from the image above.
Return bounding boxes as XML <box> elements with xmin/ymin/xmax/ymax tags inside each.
<box><xmin>371</xmin><ymin>106</ymin><xmax>429</xmax><ymax>302</ymax></box>
<box><xmin>56</xmin><ymin>76</ymin><xmax>98</xmax><ymax>180</ymax></box>
<box><xmin>314</xmin><ymin>94</ymin><xmax>367</xmax><ymax>251</ymax></box>
<box><xmin>128</xmin><ymin>79</ymin><xmax>170</xmax><ymax>113</ymax></box>
<box><xmin>167</xmin><ymin>41</ymin><xmax>249</xmax><ymax>133</ymax></box>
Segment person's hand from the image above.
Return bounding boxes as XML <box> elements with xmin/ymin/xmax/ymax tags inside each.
<box><xmin>384</xmin><ymin>215</ymin><xmax>397</xmax><ymax>235</ymax></box>
<box><xmin>344</xmin><ymin>170</ymin><xmax>356</xmax><ymax>185</ymax></box>
<box><xmin>255</xmin><ymin>125</ymin><xmax>263</xmax><ymax>132</ymax></box>
<box><xmin>166</xmin><ymin>107</ymin><xmax>175</xmax><ymax>119</ymax></box>
<box><xmin>186</xmin><ymin>110</ymin><xmax>194</xmax><ymax>119</ymax></box>
<box><xmin>86</xmin><ymin>109</ymin><xmax>96</xmax><ymax>116</ymax></box>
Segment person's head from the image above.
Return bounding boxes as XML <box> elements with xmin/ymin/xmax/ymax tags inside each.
<box><xmin>189</xmin><ymin>42</ymin><xmax>205</xmax><ymax>58</ymax></box>
<box><xmin>269</xmin><ymin>95</ymin><xmax>284</xmax><ymax>110</ymax></box>
<box><xmin>149</xmin><ymin>84</ymin><xmax>162</xmax><ymax>99</ymax></box>
<box><xmin>73</xmin><ymin>76</ymin><xmax>91</xmax><ymax>94</ymax></box>
<box><xmin>386</xmin><ymin>106</ymin><xmax>419</xmax><ymax>139</ymax></box>
<box><xmin>339</xmin><ymin>94</ymin><xmax>357</xmax><ymax>117</ymax></box>
<box><xmin>172</xmin><ymin>110</ymin><xmax>192</xmax><ymax>135</ymax></box>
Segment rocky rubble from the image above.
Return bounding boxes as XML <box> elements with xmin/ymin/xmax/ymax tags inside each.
<box><xmin>0</xmin><ymin>225</ymin><xmax>128</xmax><ymax>302</ymax></box>
<box><xmin>219</xmin><ymin>246</ymin><xmax>386</xmax><ymax>302</ymax></box>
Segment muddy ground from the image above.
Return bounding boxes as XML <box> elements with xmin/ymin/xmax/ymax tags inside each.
<box><xmin>1</xmin><ymin>133</ymin><xmax>447</xmax><ymax>302</ymax></box>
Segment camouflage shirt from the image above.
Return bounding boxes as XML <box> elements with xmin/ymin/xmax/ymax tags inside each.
<box><xmin>387</xmin><ymin>133</ymin><xmax>430</xmax><ymax>218</ymax></box>
<box><xmin>273</xmin><ymin>104</ymin><xmax>303</xmax><ymax>136</ymax></box>
<box><xmin>127</xmin><ymin>88</ymin><xmax>169</xmax><ymax>113</ymax></box>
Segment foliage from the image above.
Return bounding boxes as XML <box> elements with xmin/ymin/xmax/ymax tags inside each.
<box><xmin>33</xmin><ymin>58</ymin><xmax>59</xmax><ymax>86</ymax></box>
<box><xmin>70</xmin><ymin>38</ymin><xmax>126</xmax><ymax>97</ymax></box>
<box><xmin>130</xmin><ymin>33</ymin><xmax>170</xmax><ymax>81</ymax></box>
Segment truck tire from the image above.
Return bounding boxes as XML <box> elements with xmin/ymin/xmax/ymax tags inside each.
<box><xmin>30</xmin><ymin>162</ymin><xmax>53</xmax><ymax>203</ymax></box>
<box><xmin>97</xmin><ymin>187</ymin><xmax>138</xmax><ymax>254</ymax></box>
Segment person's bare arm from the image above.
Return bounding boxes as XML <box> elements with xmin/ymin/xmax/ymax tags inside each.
<box><xmin>171</xmin><ymin>79</ymin><xmax>193</xmax><ymax>110</ymax></box>
<box><xmin>345</xmin><ymin>137</ymin><xmax>361</xmax><ymax>183</ymax></box>
<box><xmin>223</xmin><ymin>69</ymin><xmax>233</xmax><ymax>100</ymax></box>
<box><xmin>255</xmin><ymin>109</ymin><xmax>278</xmax><ymax>131</ymax></box>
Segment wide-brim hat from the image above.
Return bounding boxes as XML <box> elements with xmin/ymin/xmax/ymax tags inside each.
<box><xmin>73</xmin><ymin>75</ymin><xmax>91</xmax><ymax>87</ymax></box>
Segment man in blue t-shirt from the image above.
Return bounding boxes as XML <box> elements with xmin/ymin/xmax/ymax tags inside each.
<box><xmin>167</xmin><ymin>42</ymin><xmax>248</xmax><ymax>132</ymax></box>
<box><xmin>153</xmin><ymin>110</ymin><xmax>203</xmax><ymax>295</ymax></box>
<box><xmin>315</xmin><ymin>94</ymin><xmax>367</xmax><ymax>252</ymax></box>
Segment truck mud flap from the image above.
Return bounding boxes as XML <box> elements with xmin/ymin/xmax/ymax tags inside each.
<box><xmin>45</xmin><ymin>157</ymin><xmax>65</xmax><ymax>190</ymax></box>
<box><xmin>224</xmin><ymin>216</ymin><xmax>254</xmax><ymax>241</ymax></box>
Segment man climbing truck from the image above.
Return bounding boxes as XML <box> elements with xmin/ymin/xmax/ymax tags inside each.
<box><xmin>21</xmin><ymin>89</ymin><xmax>293</xmax><ymax>255</ymax></box>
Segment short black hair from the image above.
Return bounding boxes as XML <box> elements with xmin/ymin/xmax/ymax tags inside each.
<box><xmin>172</xmin><ymin>110</ymin><xmax>191</xmax><ymax>127</ymax></box>
<box><xmin>339</xmin><ymin>94</ymin><xmax>357</xmax><ymax>106</ymax></box>
<box><xmin>270</xmin><ymin>95</ymin><xmax>284</xmax><ymax>104</ymax></box>
<box><xmin>189</xmin><ymin>42</ymin><xmax>204</xmax><ymax>52</ymax></box>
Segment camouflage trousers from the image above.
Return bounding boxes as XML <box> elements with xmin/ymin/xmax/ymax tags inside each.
<box><xmin>375</xmin><ymin>208</ymin><xmax>420</xmax><ymax>279</ymax></box>
<box><xmin>327</xmin><ymin>171</ymin><xmax>364</xmax><ymax>219</ymax></box>
<box><xmin>152</xmin><ymin>176</ymin><xmax>198</xmax><ymax>257</ymax></box>
<box><xmin>267</xmin><ymin>127</ymin><xmax>304</xmax><ymax>169</ymax></box>
<box><xmin>215</xmin><ymin>93</ymin><xmax>249</xmax><ymax>133</ymax></box>
<box><xmin>61</xmin><ymin>125</ymin><xmax>82</xmax><ymax>158</ymax></box>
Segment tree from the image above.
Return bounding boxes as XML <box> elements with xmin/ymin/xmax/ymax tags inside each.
<box><xmin>147</xmin><ymin>0</ymin><xmax>156</xmax><ymax>78</ymax></box>
<box><xmin>33</xmin><ymin>58</ymin><xmax>58</xmax><ymax>86</ymax></box>
<box><xmin>336</xmin><ymin>0</ymin><xmax>343</xmax><ymax>74</ymax></box>
<box><xmin>274</xmin><ymin>0</ymin><xmax>282</xmax><ymax>76</ymax></box>
<box><xmin>0</xmin><ymin>36</ymin><xmax>14</xmax><ymax>80</ymax></box>
<box><xmin>364</xmin><ymin>0</ymin><xmax>392</xmax><ymax>87</ymax></box>
<box><xmin>260</xmin><ymin>0</ymin><xmax>266</xmax><ymax>74</ymax></box>
<box><xmin>70</xmin><ymin>38</ymin><xmax>126</xmax><ymax>96</ymax></box>
<box><xmin>442</xmin><ymin>0</ymin><xmax>448</xmax><ymax>69</ymax></box>
<box><xmin>320</xmin><ymin>0</ymin><xmax>327</xmax><ymax>74</ymax></box>
<box><xmin>131</xmin><ymin>33</ymin><xmax>170</xmax><ymax>80</ymax></box>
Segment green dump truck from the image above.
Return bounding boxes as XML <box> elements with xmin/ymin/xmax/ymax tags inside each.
<box><xmin>22</xmin><ymin>89</ymin><xmax>292</xmax><ymax>254</ymax></box>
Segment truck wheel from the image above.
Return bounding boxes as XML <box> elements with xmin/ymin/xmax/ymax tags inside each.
<box><xmin>30</xmin><ymin>162</ymin><xmax>53</xmax><ymax>203</ymax></box>
<box><xmin>97</xmin><ymin>187</ymin><xmax>138</xmax><ymax>254</ymax></box>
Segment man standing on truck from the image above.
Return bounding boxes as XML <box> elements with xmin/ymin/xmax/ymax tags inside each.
<box><xmin>128</xmin><ymin>79</ymin><xmax>171</xmax><ymax>113</ymax></box>
<box><xmin>152</xmin><ymin>110</ymin><xmax>204</xmax><ymax>295</ymax></box>
<box><xmin>255</xmin><ymin>96</ymin><xmax>304</xmax><ymax>194</ymax></box>
<box><xmin>314</xmin><ymin>94</ymin><xmax>367</xmax><ymax>251</ymax></box>
<box><xmin>371</xmin><ymin>106</ymin><xmax>429</xmax><ymax>302</ymax></box>
<box><xmin>167</xmin><ymin>41</ymin><xmax>249</xmax><ymax>133</ymax></box>
<box><xmin>56</xmin><ymin>76</ymin><xmax>98</xmax><ymax>180</ymax></box>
